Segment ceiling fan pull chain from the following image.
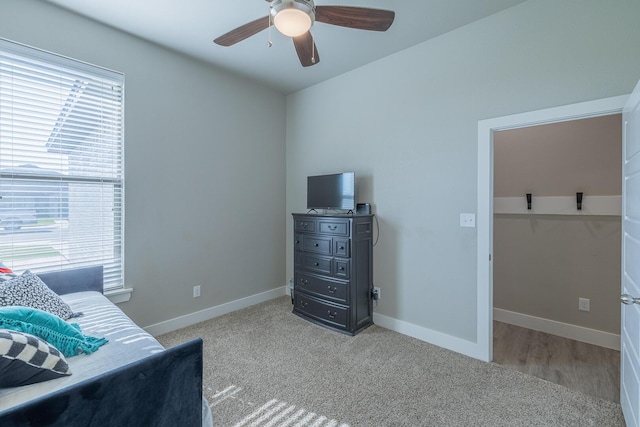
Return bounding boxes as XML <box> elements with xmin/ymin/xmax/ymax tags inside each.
<box><xmin>311</xmin><ymin>33</ymin><xmax>316</xmax><ymax>64</ymax></box>
<box><xmin>268</xmin><ymin>5</ymin><xmax>273</xmax><ymax>47</ymax></box>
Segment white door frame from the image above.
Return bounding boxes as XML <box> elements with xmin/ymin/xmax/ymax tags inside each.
<box><xmin>476</xmin><ymin>95</ymin><xmax>629</xmax><ymax>362</ymax></box>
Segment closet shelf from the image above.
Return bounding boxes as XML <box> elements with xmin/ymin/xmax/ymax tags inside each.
<box><xmin>494</xmin><ymin>195</ymin><xmax>621</xmax><ymax>216</ymax></box>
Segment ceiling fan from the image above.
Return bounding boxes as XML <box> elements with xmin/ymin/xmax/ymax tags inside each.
<box><xmin>213</xmin><ymin>0</ymin><xmax>395</xmax><ymax>67</ymax></box>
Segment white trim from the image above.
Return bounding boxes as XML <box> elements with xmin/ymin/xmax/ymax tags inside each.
<box><xmin>373</xmin><ymin>313</ymin><xmax>478</xmax><ymax>359</ymax></box>
<box><xmin>494</xmin><ymin>308</ymin><xmax>620</xmax><ymax>350</ymax></box>
<box><xmin>477</xmin><ymin>95</ymin><xmax>628</xmax><ymax>362</ymax></box>
<box><xmin>144</xmin><ymin>286</ymin><xmax>287</xmax><ymax>337</ymax></box>
<box><xmin>494</xmin><ymin>195</ymin><xmax>621</xmax><ymax>216</ymax></box>
<box><xmin>105</xmin><ymin>287</ymin><xmax>133</xmax><ymax>304</ymax></box>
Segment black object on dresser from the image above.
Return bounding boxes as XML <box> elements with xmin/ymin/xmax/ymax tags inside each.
<box><xmin>292</xmin><ymin>213</ymin><xmax>374</xmax><ymax>335</ymax></box>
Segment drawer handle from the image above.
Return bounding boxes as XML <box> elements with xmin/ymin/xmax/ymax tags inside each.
<box><xmin>327</xmin><ymin>286</ymin><xmax>336</xmax><ymax>294</ymax></box>
<box><xmin>328</xmin><ymin>311</ymin><xmax>337</xmax><ymax>319</ymax></box>
<box><xmin>339</xmin><ymin>246</ymin><xmax>344</xmax><ymax>250</ymax></box>
<box><xmin>339</xmin><ymin>266</ymin><xmax>345</xmax><ymax>271</ymax></box>
<box><xmin>301</xmin><ymin>223</ymin><xmax>308</xmax><ymax>228</ymax></box>
<box><xmin>295</xmin><ymin>240</ymin><xmax>300</xmax><ymax>244</ymax></box>
<box><xmin>300</xmin><ymin>278</ymin><xmax>308</xmax><ymax>285</ymax></box>
<box><xmin>314</xmin><ymin>262</ymin><xmax>319</xmax><ymax>266</ymax></box>
<box><xmin>328</xmin><ymin>225</ymin><xmax>337</xmax><ymax>230</ymax></box>
<box><xmin>314</xmin><ymin>243</ymin><xmax>319</xmax><ymax>247</ymax></box>
<box><xmin>301</xmin><ymin>301</ymin><xmax>308</xmax><ymax>308</ymax></box>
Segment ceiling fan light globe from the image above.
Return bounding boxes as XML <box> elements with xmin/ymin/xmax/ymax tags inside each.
<box><xmin>274</xmin><ymin>9</ymin><xmax>312</xmax><ymax>37</ymax></box>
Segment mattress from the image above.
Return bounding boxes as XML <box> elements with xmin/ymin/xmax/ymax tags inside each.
<box><xmin>0</xmin><ymin>291</ymin><xmax>165</xmax><ymax>411</ymax></box>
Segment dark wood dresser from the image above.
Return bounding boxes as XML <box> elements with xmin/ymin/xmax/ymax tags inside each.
<box><xmin>292</xmin><ymin>213</ymin><xmax>374</xmax><ymax>335</ymax></box>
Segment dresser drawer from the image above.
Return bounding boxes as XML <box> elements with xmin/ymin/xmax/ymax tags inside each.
<box><xmin>295</xmin><ymin>219</ymin><xmax>317</xmax><ymax>233</ymax></box>
<box><xmin>301</xmin><ymin>253</ymin><xmax>332</xmax><ymax>275</ymax></box>
<box><xmin>294</xmin><ymin>293</ymin><xmax>348</xmax><ymax>329</ymax></box>
<box><xmin>295</xmin><ymin>272</ymin><xmax>348</xmax><ymax>304</ymax></box>
<box><xmin>302</xmin><ymin>236</ymin><xmax>332</xmax><ymax>255</ymax></box>
<box><xmin>334</xmin><ymin>239</ymin><xmax>350</xmax><ymax>257</ymax></box>
<box><xmin>334</xmin><ymin>259</ymin><xmax>350</xmax><ymax>279</ymax></box>
<box><xmin>318</xmin><ymin>219</ymin><xmax>349</xmax><ymax>236</ymax></box>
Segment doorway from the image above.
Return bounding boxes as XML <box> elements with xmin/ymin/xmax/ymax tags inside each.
<box><xmin>475</xmin><ymin>95</ymin><xmax>628</xmax><ymax>364</ymax></box>
<box><xmin>490</xmin><ymin>115</ymin><xmax>622</xmax><ymax>401</ymax></box>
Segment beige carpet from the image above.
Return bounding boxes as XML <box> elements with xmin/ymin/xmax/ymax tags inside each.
<box><xmin>157</xmin><ymin>296</ymin><xmax>625</xmax><ymax>426</ymax></box>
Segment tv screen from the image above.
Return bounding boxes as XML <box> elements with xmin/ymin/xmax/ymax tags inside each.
<box><xmin>307</xmin><ymin>172</ymin><xmax>355</xmax><ymax>211</ymax></box>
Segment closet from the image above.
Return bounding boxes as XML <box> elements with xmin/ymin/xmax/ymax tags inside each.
<box><xmin>492</xmin><ymin>114</ymin><xmax>622</xmax><ymax>402</ymax></box>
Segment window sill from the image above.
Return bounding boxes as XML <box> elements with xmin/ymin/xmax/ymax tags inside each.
<box><xmin>105</xmin><ymin>287</ymin><xmax>133</xmax><ymax>304</ymax></box>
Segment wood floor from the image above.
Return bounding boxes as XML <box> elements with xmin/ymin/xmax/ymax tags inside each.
<box><xmin>493</xmin><ymin>321</ymin><xmax>620</xmax><ymax>403</ymax></box>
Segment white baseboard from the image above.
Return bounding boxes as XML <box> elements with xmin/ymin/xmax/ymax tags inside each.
<box><xmin>494</xmin><ymin>308</ymin><xmax>620</xmax><ymax>351</ymax></box>
<box><xmin>144</xmin><ymin>286</ymin><xmax>287</xmax><ymax>337</ymax></box>
<box><xmin>373</xmin><ymin>313</ymin><xmax>481</xmax><ymax>360</ymax></box>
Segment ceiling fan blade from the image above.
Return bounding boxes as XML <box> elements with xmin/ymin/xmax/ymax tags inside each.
<box><xmin>214</xmin><ymin>16</ymin><xmax>271</xmax><ymax>46</ymax></box>
<box><xmin>293</xmin><ymin>32</ymin><xmax>320</xmax><ymax>67</ymax></box>
<box><xmin>315</xmin><ymin>6</ymin><xmax>395</xmax><ymax>31</ymax></box>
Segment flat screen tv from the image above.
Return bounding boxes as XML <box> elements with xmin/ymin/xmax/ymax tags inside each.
<box><xmin>307</xmin><ymin>172</ymin><xmax>355</xmax><ymax>211</ymax></box>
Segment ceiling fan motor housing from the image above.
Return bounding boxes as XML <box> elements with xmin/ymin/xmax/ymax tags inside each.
<box><xmin>271</xmin><ymin>0</ymin><xmax>316</xmax><ymax>34</ymax></box>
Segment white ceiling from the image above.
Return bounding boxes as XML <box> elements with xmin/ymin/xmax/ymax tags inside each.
<box><xmin>45</xmin><ymin>0</ymin><xmax>527</xmax><ymax>94</ymax></box>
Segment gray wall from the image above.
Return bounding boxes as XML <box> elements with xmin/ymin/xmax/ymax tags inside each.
<box><xmin>493</xmin><ymin>115</ymin><xmax>622</xmax><ymax>334</ymax></box>
<box><xmin>285</xmin><ymin>0</ymin><xmax>640</xmax><ymax>343</ymax></box>
<box><xmin>0</xmin><ymin>0</ymin><xmax>287</xmax><ymax>328</ymax></box>
<box><xmin>494</xmin><ymin>215</ymin><xmax>621</xmax><ymax>333</ymax></box>
<box><xmin>494</xmin><ymin>115</ymin><xmax>622</xmax><ymax>198</ymax></box>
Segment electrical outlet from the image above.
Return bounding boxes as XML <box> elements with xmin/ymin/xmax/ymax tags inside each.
<box><xmin>193</xmin><ymin>285</ymin><xmax>201</xmax><ymax>298</ymax></box>
<box><xmin>460</xmin><ymin>213</ymin><xmax>476</xmax><ymax>228</ymax></box>
<box><xmin>578</xmin><ymin>297</ymin><xmax>590</xmax><ymax>312</ymax></box>
<box><xmin>373</xmin><ymin>287</ymin><xmax>381</xmax><ymax>301</ymax></box>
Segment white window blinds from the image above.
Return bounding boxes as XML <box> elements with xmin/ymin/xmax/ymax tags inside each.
<box><xmin>0</xmin><ymin>39</ymin><xmax>124</xmax><ymax>291</ymax></box>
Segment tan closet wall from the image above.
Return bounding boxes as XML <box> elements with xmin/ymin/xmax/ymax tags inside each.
<box><xmin>493</xmin><ymin>114</ymin><xmax>622</xmax><ymax>334</ymax></box>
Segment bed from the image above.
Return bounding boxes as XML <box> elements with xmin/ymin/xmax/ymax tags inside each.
<box><xmin>0</xmin><ymin>266</ymin><xmax>212</xmax><ymax>427</ymax></box>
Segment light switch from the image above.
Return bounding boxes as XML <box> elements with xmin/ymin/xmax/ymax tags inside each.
<box><xmin>460</xmin><ymin>213</ymin><xmax>476</xmax><ymax>228</ymax></box>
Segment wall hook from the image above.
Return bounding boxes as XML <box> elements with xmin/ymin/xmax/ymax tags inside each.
<box><xmin>576</xmin><ymin>192</ymin><xmax>583</xmax><ymax>210</ymax></box>
<box><xmin>526</xmin><ymin>193</ymin><xmax>532</xmax><ymax>210</ymax></box>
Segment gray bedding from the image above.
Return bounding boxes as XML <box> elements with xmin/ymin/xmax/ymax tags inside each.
<box><xmin>0</xmin><ymin>291</ymin><xmax>165</xmax><ymax>411</ymax></box>
<box><xmin>0</xmin><ymin>266</ymin><xmax>212</xmax><ymax>427</ymax></box>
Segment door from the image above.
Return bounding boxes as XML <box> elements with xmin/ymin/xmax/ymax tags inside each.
<box><xmin>621</xmin><ymin>78</ymin><xmax>640</xmax><ymax>427</ymax></box>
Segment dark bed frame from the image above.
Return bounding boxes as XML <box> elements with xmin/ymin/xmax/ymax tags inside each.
<box><xmin>0</xmin><ymin>266</ymin><xmax>204</xmax><ymax>427</ymax></box>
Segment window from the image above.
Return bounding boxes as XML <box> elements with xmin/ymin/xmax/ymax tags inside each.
<box><xmin>0</xmin><ymin>39</ymin><xmax>124</xmax><ymax>292</ymax></box>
